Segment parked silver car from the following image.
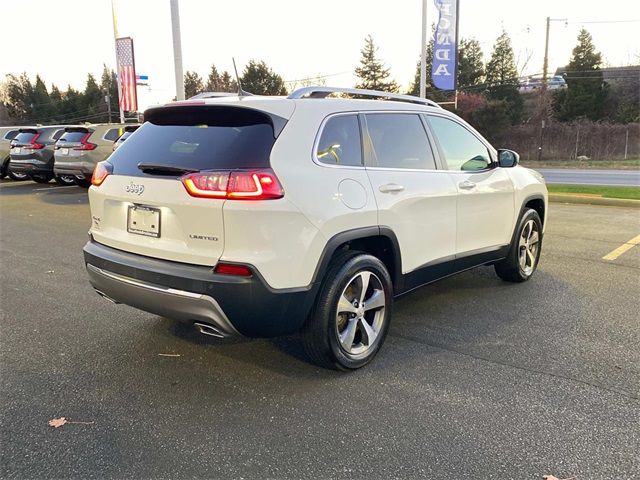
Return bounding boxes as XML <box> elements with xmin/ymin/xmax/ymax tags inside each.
<box><xmin>1</xmin><ymin>126</ymin><xmax>34</xmax><ymax>180</ymax></box>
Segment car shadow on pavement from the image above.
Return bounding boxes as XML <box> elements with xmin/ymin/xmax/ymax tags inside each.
<box><xmin>0</xmin><ymin>181</ymin><xmax>89</xmax><ymax>204</ymax></box>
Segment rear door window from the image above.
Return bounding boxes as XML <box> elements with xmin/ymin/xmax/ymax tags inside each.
<box><xmin>109</xmin><ymin>106</ymin><xmax>279</xmax><ymax>177</ymax></box>
<box><xmin>51</xmin><ymin>129</ymin><xmax>65</xmax><ymax>141</ymax></box>
<box><xmin>103</xmin><ymin>128</ymin><xmax>123</xmax><ymax>141</ymax></box>
<box><xmin>316</xmin><ymin>115</ymin><xmax>362</xmax><ymax>167</ymax></box>
<box><xmin>365</xmin><ymin>113</ymin><xmax>436</xmax><ymax>170</ymax></box>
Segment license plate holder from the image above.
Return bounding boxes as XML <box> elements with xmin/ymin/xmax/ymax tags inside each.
<box><xmin>127</xmin><ymin>205</ymin><xmax>161</xmax><ymax>238</ymax></box>
<box><xmin>61</xmin><ymin>148</ymin><xmax>69</xmax><ymax>155</ymax></box>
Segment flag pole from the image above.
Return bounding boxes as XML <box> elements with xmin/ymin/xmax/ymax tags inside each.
<box><xmin>419</xmin><ymin>0</ymin><xmax>427</xmax><ymax>98</ymax></box>
<box><xmin>111</xmin><ymin>0</ymin><xmax>125</xmax><ymax>123</ymax></box>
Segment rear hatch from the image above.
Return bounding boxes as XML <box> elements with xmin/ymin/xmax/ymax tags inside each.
<box><xmin>88</xmin><ymin>104</ymin><xmax>286</xmax><ymax>266</ymax></box>
<box><xmin>10</xmin><ymin>129</ymin><xmax>38</xmax><ymax>160</ymax></box>
<box><xmin>55</xmin><ymin>127</ymin><xmax>94</xmax><ymax>163</ymax></box>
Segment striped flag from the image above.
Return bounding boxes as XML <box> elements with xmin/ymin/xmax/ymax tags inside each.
<box><xmin>116</xmin><ymin>37</ymin><xmax>138</xmax><ymax>112</ymax></box>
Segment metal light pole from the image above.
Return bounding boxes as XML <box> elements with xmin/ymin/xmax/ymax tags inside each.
<box><xmin>419</xmin><ymin>0</ymin><xmax>428</xmax><ymax>98</ymax></box>
<box><xmin>170</xmin><ymin>0</ymin><xmax>185</xmax><ymax>101</ymax></box>
<box><xmin>111</xmin><ymin>0</ymin><xmax>125</xmax><ymax>123</ymax></box>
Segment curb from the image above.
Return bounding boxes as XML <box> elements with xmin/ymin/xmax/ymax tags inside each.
<box><xmin>549</xmin><ymin>194</ymin><xmax>640</xmax><ymax>208</ymax></box>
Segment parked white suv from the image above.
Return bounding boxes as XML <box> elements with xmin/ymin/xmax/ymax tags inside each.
<box><xmin>84</xmin><ymin>87</ymin><xmax>547</xmax><ymax>370</ymax></box>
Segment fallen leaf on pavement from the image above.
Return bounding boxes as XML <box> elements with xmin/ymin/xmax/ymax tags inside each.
<box><xmin>48</xmin><ymin>417</ymin><xmax>94</xmax><ymax>428</ymax></box>
<box><xmin>46</xmin><ymin>270</ymin><xmax>54</xmax><ymax>274</ymax></box>
<box><xmin>543</xmin><ymin>475</ymin><xmax>576</xmax><ymax>480</ymax></box>
<box><xmin>48</xmin><ymin>417</ymin><xmax>67</xmax><ymax>428</ymax></box>
<box><xmin>158</xmin><ymin>353</ymin><xmax>181</xmax><ymax>357</ymax></box>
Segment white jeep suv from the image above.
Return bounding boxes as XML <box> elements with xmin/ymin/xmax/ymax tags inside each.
<box><xmin>84</xmin><ymin>87</ymin><xmax>547</xmax><ymax>370</ymax></box>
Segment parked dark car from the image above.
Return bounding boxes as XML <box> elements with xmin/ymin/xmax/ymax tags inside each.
<box><xmin>9</xmin><ymin>126</ymin><xmax>77</xmax><ymax>185</ymax></box>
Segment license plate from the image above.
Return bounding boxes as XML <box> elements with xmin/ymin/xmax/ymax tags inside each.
<box><xmin>61</xmin><ymin>148</ymin><xmax>69</xmax><ymax>155</ymax></box>
<box><xmin>13</xmin><ymin>148</ymin><xmax>20</xmax><ymax>154</ymax></box>
<box><xmin>127</xmin><ymin>205</ymin><xmax>161</xmax><ymax>238</ymax></box>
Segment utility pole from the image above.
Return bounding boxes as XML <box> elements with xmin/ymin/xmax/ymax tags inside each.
<box><xmin>537</xmin><ymin>16</ymin><xmax>567</xmax><ymax>161</ymax></box>
<box><xmin>111</xmin><ymin>0</ymin><xmax>125</xmax><ymax>123</ymax></box>
<box><xmin>105</xmin><ymin>95</ymin><xmax>112</xmax><ymax>123</ymax></box>
<box><xmin>170</xmin><ymin>0</ymin><xmax>185</xmax><ymax>101</ymax></box>
<box><xmin>419</xmin><ymin>0</ymin><xmax>427</xmax><ymax>98</ymax></box>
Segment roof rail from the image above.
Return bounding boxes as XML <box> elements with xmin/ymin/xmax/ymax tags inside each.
<box><xmin>287</xmin><ymin>86</ymin><xmax>441</xmax><ymax>108</ymax></box>
<box><xmin>188</xmin><ymin>92</ymin><xmax>237</xmax><ymax>100</ymax></box>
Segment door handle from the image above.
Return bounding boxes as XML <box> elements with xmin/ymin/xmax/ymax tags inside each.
<box><xmin>379</xmin><ymin>183</ymin><xmax>405</xmax><ymax>193</ymax></box>
<box><xmin>458</xmin><ymin>180</ymin><xmax>476</xmax><ymax>190</ymax></box>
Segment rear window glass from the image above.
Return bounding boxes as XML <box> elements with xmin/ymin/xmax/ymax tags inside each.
<box><xmin>13</xmin><ymin>132</ymin><xmax>36</xmax><ymax>144</ymax></box>
<box><xmin>109</xmin><ymin>106</ymin><xmax>278</xmax><ymax>177</ymax></box>
<box><xmin>104</xmin><ymin>128</ymin><xmax>123</xmax><ymax>142</ymax></box>
<box><xmin>51</xmin><ymin>129</ymin><xmax>65</xmax><ymax>141</ymax></box>
<box><xmin>3</xmin><ymin>130</ymin><xmax>19</xmax><ymax>141</ymax></box>
<box><xmin>116</xmin><ymin>131</ymin><xmax>133</xmax><ymax>142</ymax></box>
<box><xmin>59</xmin><ymin>131</ymin><xmax>88</xmax><ymax>143</ymax></box>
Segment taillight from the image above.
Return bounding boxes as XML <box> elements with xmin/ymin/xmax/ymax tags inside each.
<box><xmin>91</xmin><ymin>161</ymin><xmax>113</xmax><ymax>186</ymax></box>
<box><xmin>74</xmin><ymin>132</ymin><xmax>97</xmax><ymax>151</ymax></box>
<box><xmin>24</xmin><ymin>133</ymin><xmax>44</xmax><ymax>150</ymax></box>
<box><xmin>214</xmin><ymin>263</ymin><xmax>252</xmax><ymax>276</ymax></box>
<box><xmin>181</xmin><ymin>169</ymin><xmax>284</xmax><ymax>200</ymax></box>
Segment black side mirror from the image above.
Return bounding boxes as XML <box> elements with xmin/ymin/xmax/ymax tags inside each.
<box><xmin>497</xmin><ymin>149</ymin><xmax>519</xmax><ymax>168</ymax></box>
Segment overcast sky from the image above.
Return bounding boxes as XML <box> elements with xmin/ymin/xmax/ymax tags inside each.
<box><xmin>1</xmin><ymin>0</ymin><xmax>638</xmax><ymax>110</ymax></box>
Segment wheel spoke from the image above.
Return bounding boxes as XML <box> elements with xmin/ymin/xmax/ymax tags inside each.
<box><xmin>526</xmin><ymin>248</ymin><xmax>535</xmax><ymax>268</ymax></box>
<box><xmin>364</xmin><ymin>289</ymin><xmax>385</xmax><ymax>311</ymax></box>
<box><xmin>529</xmin><ymin>230</ymin><xmax>539</xmax><ymax>245</ymax></box>
<box><xmin>358</xmin><ymin>272</ymin><xmax>371</xmax><ymax>304</ymax></box>
<box><xmin>519</xmin><ymin>248</ymin><xmax>527</xmax><ymax>269</ymax></box>
<box><xmin>339</xmin><ymin>318</ymin><xmax>358</xmax><ymax>350</ymax></box>
<box><xmin>337</xmin><ymin>294</ymin><xmax>357</xmax><ymax>314</ymax></box>
<box><xmin>359</xmin><ymin>318</ymin><xmax>378</xmax><ymax>346</ymax></box>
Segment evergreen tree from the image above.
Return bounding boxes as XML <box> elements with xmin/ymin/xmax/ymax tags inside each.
<box><xmin>184</xmin><ymin>71</ymin><xmax>204</xmax><ymax>98</ymax></box>
<box><xmin>1</xmin><ymin>73</ymin><xmax>35</xmax><ymax>121</ymax></box>
<box><xmin>485</xmin><ymin>31</ymin><xmax>523</xmax><ymax>124</ymax></box>
<box><xmin>240</xmin><ymin>60</ymin><xmax>287</xmax><ymax>95</ymax></box>
<box><xmin>205</xmin><ymin>65</ymin><xmax>222</xmax><ymax>91</ymax></box>
<box><xmin>458</xmin><ymin>38</ymin><xmax>485</xmax><ymax>87</ymax></box>
<box><xmin>354</xmin><ymin>35</ymin><xmax>399</xmax><ymax>93</ymax></box>
<box><xmin>83</xmin><ymin>73</ymin><xmax>103</xmax><ymax>122</ymax></box>
<box><xmin>553</xmin><ymin>29</ymin><xmax>607</xmax><ymax>121</ymax></box>
<box><xmin>31</xmin><ymin>75</ymin><xmax>51</xmax><ymax>121</ymax></box>
<box><xmin>220</xmin><ymin>71</ymin><xmax>238</xmax><ymax>93</ymax></box>
<box><xmin>100</xmin><ymin>65</ymin><xmax>119</xmax><ymax>121</ymax></box>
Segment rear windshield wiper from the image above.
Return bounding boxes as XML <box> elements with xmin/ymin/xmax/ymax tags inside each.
<box><xmin>137</xmin><ymin>163</ymin><xmax>200</xmax><ymax>175</ymax></box>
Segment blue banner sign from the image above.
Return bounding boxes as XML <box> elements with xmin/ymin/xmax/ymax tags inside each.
<box><xmin>432</xmin><ymin>0</ymin><xmax>459</xmax><ymax>91</ymax></box>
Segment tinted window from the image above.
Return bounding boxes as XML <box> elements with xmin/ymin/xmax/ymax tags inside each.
<box><xmin>51</xmin><ymin>129</ymin><xmax>65</xmax><ymax>141</ymax></box>
<box><xmin>59</xmin><ymin>131</ymin><xmax>88</xmax><ymax>143</ymax></box>
<box><xmin>116</xmin><ymin>131</ymin><xmax>133</xmax><ymax>143</ymax></box>
<box><xmin>428</xmin><ymin>116</ymin><xmax>491</xmax><ymax>171</ymax></box>
<box><xmin>13</xmin><ymin>132</ymin><xmax>36</xmax><ymax>144</ymax></box>
<box><xmin>366</xmin><ymin>113</ymin><xmax>436</xmax><ymax>170</ymax></box>
<box><xmin>316</xmin><ymin>115</ymin><xmax>362</xmax><ymax>166</ymax></box>
<box><xmin>109</xmin><ymin>106</ymin><xmax>277</xmax><ymax>177</ymax></box>
<box><xmin>3</xmin><ymin>130</ymin><xmax>19</xmax><ymax>141</ymax></box>
<box><xmin>104</xmin><ymin>128</ymin><xmax>122</xmax><ymax>141</ymax></box>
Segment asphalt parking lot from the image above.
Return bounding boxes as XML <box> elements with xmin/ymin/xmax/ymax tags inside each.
<box><xmin>1</xmin><ymin>179</ymin><xmax>639</xmax><ymax>479</ymax></box>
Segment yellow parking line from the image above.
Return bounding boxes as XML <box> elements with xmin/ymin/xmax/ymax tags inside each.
<box><xmin>602</xmin><ymin>234</ymin><xmax>640</xmax><ymax>261</ymax></box>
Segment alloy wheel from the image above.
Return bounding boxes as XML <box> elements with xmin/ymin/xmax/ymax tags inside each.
<box><xmin>518</xmin><ymin>219</ymin><xmax>540</xmax><ymax>276</ymax></box>
<box><xmin>335</xmin><ymin>270</ymin><xmax>386</xmax><ymax>357</ymax></box>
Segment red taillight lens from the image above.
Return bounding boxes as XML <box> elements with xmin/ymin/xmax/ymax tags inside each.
<box><xmin>74</xmin><ymin>132</ymin><xmax>97</xmax><ymax>150</ymax></box>
<box><xmin>24</xmin><ymin>133</ymin><xmax>44</xmax><ymax>150</ymax></box>
<box><xmin>181</xmin><ymin>169</ymin><xmax>284</xmax><ymax>200</ymax></box>
<box><xmin>91</xmin><ymin>161</ymin><xmax>113</xmax><ymax>186</ymax></box>
<box><xmin>214</xmin><ymin>263</ymin><xmax>252</xmax><ymax>276</ymax></box>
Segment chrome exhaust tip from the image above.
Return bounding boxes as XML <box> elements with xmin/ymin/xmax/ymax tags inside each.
<box><xmin>193</xmin><ymin>321</ymin><xmax>226</xmax><ymax>339</ymax></box>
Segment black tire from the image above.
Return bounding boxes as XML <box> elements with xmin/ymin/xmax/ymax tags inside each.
<box><xmin>75</xmin><ymin>178</ymin><xmax>91</xmax><ymax>188</ymax></box>
<box><xmin>0</xmin><ymin>157</ymin><xmax>8</xmax><ymax>179</ymax></box>
<box><xmin>31</xmin><ymin>174</ymin><xmax>53</xmax><ymax>184</ymax></box>
<box><xmin>54</xmin><ymin>174</ymin><xmax>77</xmax><ymax>186</ymax></box>
<box><xmin>7</xmin><ymin>166</ymin><xmax>29</xmax><ymax>181</ymax></box>
<box><xmin>301</xmin><ymin>250</ymin><xmax>393</xmax><ymax>370</ymax></box>
<box><xmin>494</xmin><ymin>208</ymin><xmax>543</xmax><ymax>282</ymax></box>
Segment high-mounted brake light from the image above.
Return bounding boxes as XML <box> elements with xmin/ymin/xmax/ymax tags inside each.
<box><xmin>214</xmin><ymin>263</ymin><xmax>253</xmax><ymax>276</ymax></box>
<box><xmin>181</xmin><ymin>169</ymin><xmax>284</xmax><ymax>200</ymax></box>
<box><xmin>23</xmin><ymin>133</ymin><xmax>44</xmax><ymax>150</ymax></box>
<box><xmin>91</xmin><ymin>161</ymin><xmax>113</xmax><ymax>186</ymax></box>
<box><xmin>74</xmin><ymin>132</ymin><xmax>97</xmax><ymax>151</ymax></box>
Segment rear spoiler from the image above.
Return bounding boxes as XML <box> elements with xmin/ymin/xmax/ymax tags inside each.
<box><xmin>64</xmin><ymin>126</ymin><xmax>92</xmax><ymax>133</ymax></box>
<box><xmin>19</xmin><ymin>128</ymin><xmax>38</xmax><ymax>134</ymax></box>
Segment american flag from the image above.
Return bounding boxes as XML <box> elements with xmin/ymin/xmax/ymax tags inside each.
<box><xmin>116</xmin><ymin>37</ymin><xmax>138</xmax><ymax>112</ymax></box>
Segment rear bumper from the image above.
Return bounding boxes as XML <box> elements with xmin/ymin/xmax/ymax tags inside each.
<box><xmin>83</xmin><ymin>240</ymin><xmax>318</xmax><ymax>338</ymax></box>
<box><xmin>9</xmin><ymin>158</ymin><xmax>52</xmax><ymax>175</ymax></box>
<box><xmin>54</xmin><ymin>160</ymin><xmax>94</xmax><ymax>178</ymax></box>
